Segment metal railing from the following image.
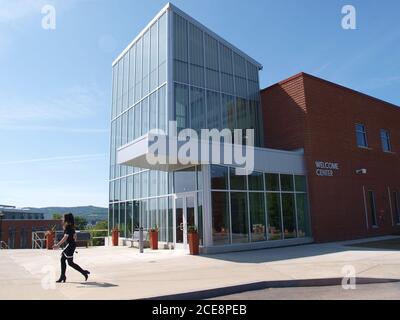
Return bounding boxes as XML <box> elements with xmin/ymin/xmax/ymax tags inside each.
<box><xmin>0</xmin><ymin>241</ymin><xmax>9</xmax><ymax>249</ymax></box>
<box><xmin>32</xmin><ymin>231</ymin><xmax>47</xmax><ymax>249</ymax></box>
<box><xmin>31</xmin><ymin>229</ymin><xmax>108</xmax><ymax>249</ymax></box>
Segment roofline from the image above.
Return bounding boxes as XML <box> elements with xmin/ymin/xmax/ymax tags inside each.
<box><xmin>112</xmin><ymin>2</ymin><xmax>170</xmax><ymax>67</ymax></box>
<box><xmin>261</xmin><ymin>72</ymin><xmax>400</xmax><ymax>109</ymax></box>
<box><xmin>169</xmin><ymin>3</ymin><xmax>263</xmax><ymax>69</ymax></box>
<box><xmin>112</xmin><ymin>2</ymin><xmax>263</xmax><ymax>69</ymax></box>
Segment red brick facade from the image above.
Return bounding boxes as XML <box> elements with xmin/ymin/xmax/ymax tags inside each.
<box><xmin>0</xmin><ymin>220</ymin><xmax>62</xmax><ymax>249</ymax></box>
<box><xmin>261</xmin><ymin>73</ymin><xmax>400</xmax><ymax>242</ymax></box>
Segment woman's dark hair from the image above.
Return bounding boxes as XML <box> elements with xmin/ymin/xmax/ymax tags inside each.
<box><xmin>63</xmin><ymin>213</ymin><xmax>75</xmax><ymax>229</ymax></box>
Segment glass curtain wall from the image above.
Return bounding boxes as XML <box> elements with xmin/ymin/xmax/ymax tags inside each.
<box><xmin>211</xmin><ymin>165</ymin><xmax>311</xmax><ymax>246</ymax></box>
<box><xmin>172</xmin><ymin>12</ymin><xmax>263</xmax><ymax>146</ymax></box>
<box><xmin>109</xmin><ymin>12</ymin><xmax>171</xmax><ymax>239</ymax></box>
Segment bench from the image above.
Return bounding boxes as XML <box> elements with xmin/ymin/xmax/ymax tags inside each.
<box><xmin>126</xmin><ymin>230</ymin><xmax>149</xmax><ymax>248</ymax></box>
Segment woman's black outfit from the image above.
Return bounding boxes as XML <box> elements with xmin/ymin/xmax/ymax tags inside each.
<box><xmin>57</xmin><ymin>225</ymin><xmax>89</xmax><ymax>282</ymax></box>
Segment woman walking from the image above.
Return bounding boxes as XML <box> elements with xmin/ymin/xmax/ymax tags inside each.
<box><xmin>53</xmin><ymin>213</ymin><xmax>90</xmax><ymax>283</ymax></box>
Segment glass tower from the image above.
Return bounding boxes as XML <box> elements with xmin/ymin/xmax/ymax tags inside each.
<box><xmin>109</xmin><ymin>3</ymin><xmax>311</xmax><ymax>251</ymax></box>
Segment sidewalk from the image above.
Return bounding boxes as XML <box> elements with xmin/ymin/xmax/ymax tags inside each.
<box><xmin>1</xmin><ymin>235</ymin><xmax>399</xmax><ymax>300</ymax></box>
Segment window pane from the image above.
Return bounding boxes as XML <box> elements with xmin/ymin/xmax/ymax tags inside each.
<box><xmin>295</xmin><ymin>175</ymin><xmax>307</xmax><ymax>192</ymax></box>
<box><xmin>129</xmin><ymin>46</ymin><xmax>135</xmax><ymax>107</ymax></box>
<box><xmin>149</xmin><ymin>170</ymin><xmax>158</xmax><ymax>197</ymax></box>
<box><xmin>149</xmin><ymin>91</ymin><xmax>157</xmax><ymax>131</ymax></box>
<box><xmin>120</xmin><ymin>177</ymin><xmax>127</xmax><ymax>201</ymax></box>
<box><xmin>249</xmin><ymin>193</ymin><xmax>266</xmax><ymax>242</ymax></box>
<box><xmin>212</xmin><ymin>192</ymin><xmax>230</xmax><ymax>245</ymax></box>
<box><xmin>135</xmin><ymin>38</ymin><xmax>142</xmax><ymax>103</ymax></box>
<box><xmin>142</xmin><ymin>31</ymin><xmax>150</xmax><ymax>96</ymax></box>
<box><xmin>173</xmin><ymin>13</ymin><xmax>188</xmax><ymax>61</ymax></box>
<box><xmin>128</xmin><ymin>108</ymin><xmax>134</xmax><ymax>143</ymax></box>
<box><xmin>267</xmin><ymin>193</ymin><xmax>282</xmax><ymax>240</ymax></box>
<box><xmin>190</xmin><ymin>87</ymin><xmax>206</xmax><ymax>133</ymax></box>
<box><xmin>134</xmin><ymin>173</ymin><xmax>140</xmax><ymax>199</ymax></box>
<box><xmin>236</xmin><ymin>97</ymin><xmax>247</xmax><ymax>129</ymax></box>
<box><xmin>211</xmin><ymin>165</ymin><xmax>228</xmax><ymax>190</ymax></box>
<box><xmin>230</xmin><ymin>167</ymin><xmax>246</xmax><ymax>190</ymax></box>
<box><xmin>126</xmin><ymin>202</ymin><xmax>133</xmax><ymax>238</ymax></box>
<box><xmin>174</xmin><ymin>167</ymin><xmax>197</xmax><ymax>193</ymax></box>
<box><xmin>248</xmin><ymin>171</ymin><xmax>264</xmax><ymax>191</ymax></box>
<box><xmin>132</xmin><ymin>200</ymin><xmax>140</xmax><ymax>229</ymax></box>
<box><xmin>265</xmin><ymin>173</ymin><xmax>279</xmax><ymax>191</ymax></box>
<box><xmin>198</xmin><ymin>192</ymin><xmax>204</xmax><ymax>245</ymax></box>
<box><xmin>231</xmin><ymin>192</ymin><xmax>249</xmax><ymax>243</ymax></box>
<box><xmin>296</xmin><ymin>193</ymin><xmax>311</xmax><ymax>237</ymax></box>
<box><xmin>127</xmin><ymin>175</ymin><xmax>133</xmax><ymax>200</ymax></box>
<box><xmin>381</xmin><ymin>129</ymin><xmax>391</xmax><ymax>152</ymax></box>
<box><xmin>175</xmin><ymin>83</ymin><xmax>189</xmax><ymax>132</ymax></box>
<box><xmin>158</xmin><ymin>85</ymin><xmax>166</xmax><ymax>132</ymax></box>
<box><xmin>150</xmin><ymin>23</ymin><xmax>158</xmax><ymax>92</ymax></box>
<box><xmin>282</xmin><ymin>193</ymin><xmax>296</xmax><ymax>238</ymax></box>
<box><xmin>141</xmin><ymin>171</ymin><xmax>149</xmax><ymax>198</ymax></box>
<box><xmin>221</xmin><ymin>94</ymin><xmax>236</xmax><ymax>129</ymax></box>
<box><xmin>158</xmin><ymin>197</ymin><xmax>167</xmax><ymax>242</ymax></box>
<box><xmin>113</xmin><ymin>203</ymin><xmax>119</xmax><ymax>231</ymax></box>
<box><xmin>119</xmin><ymin>203</ymin><xmax>126</xmax><ymax>237</ymax></box>
<box><xmin>134</xmin><ymin>102</ymin><xmax>141</xmax><ymax>139</ymax></box>
<box><xmin>280</xmin><ymin>174</ymin><xmax>294</xmax><ymax>192</ymax></box>
<box><xmin>141</xmin><ymin>97</ymin><xmax>149</xmax><ymax>135</ymax></box>
<box><xmin>168</xmin><ymin>197</ymin><xmax>174</xmax><ymax>242</ymax></box>
<box><xmin>207</xmin><ymin>90</ymin><xmax>221</xmax><ymax>130</ymax></box>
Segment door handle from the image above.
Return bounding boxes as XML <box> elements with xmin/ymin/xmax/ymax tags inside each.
<box><xmin>179</xmin><ymin>223</ymin><xmax>184</xmax><ymax>231</ymax></box>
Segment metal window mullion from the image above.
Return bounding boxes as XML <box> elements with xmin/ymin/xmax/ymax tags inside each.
<box><xmin>263</xmin><ymin>173</ymin><xmax>269</xmax><ymax>241</ymax></box>
<box><xmin>227</xmin><ymin>167</ymin><xmax>232</xmax><ymax>244</ymax></box>
<box><xmin>186</xmin><ymin>19</ymin><xmax>191</xmax><ymax>131</ymax></box>
<box><xmin>279</xmin><ymin>174</ymin><xmax>285</xmax><ymax>240</ymax></box>
<box><xmin>231</xmin><ymin>50</ymin><xmax>237</xmax><ymax>129</ymax></box>
<box><xmin>293</xmin><ymin>175</ymin><xmax>299</xmax><ymax>237</ymax></box>
<box><xmin>203</xmin><ymin>31</ymin><xmax>208</xmax><ymax>129</ymax></box>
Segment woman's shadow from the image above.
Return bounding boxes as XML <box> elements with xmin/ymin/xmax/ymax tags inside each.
<box><xmin>68</xmin><ymin>281</ymin><xmax>119</xmax><ymax>288</ymax></box>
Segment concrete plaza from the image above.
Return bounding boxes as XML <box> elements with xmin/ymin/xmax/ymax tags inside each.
<box><xmin>1</xmin><ymin>236</ymin><xmax>400</xmax><ymax>300</ymax></box>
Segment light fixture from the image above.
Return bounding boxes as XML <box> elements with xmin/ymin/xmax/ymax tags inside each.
<box><xmin>355</xmin><ymin>169</ymin><xmax>367</xmax><ymax>174</ymax></box>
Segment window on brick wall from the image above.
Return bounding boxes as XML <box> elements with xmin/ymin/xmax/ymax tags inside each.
<box><xmin>380</xmin><ymin>129</ymin><xmax>392</xmax><ymax>152</ymax></box>
<box><xmin>356</xmin><ymin>123</ymin><xmax>368</xmax><ymax>148</ymax></box>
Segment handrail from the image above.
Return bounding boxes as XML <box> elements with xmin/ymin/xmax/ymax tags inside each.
<box><xmin>31</xmin><ymin>229</ymin><xmax>109</xmax><ymax>248</ymax></box>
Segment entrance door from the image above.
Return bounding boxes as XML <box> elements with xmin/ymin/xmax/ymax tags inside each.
<box><xmin>174</xmin><ymin>194</ymin><xmax>196</xmax><ymax>250</ymax></box>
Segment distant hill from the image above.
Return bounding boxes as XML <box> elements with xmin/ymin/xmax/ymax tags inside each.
<box><xmin>23</xmin><ymin>206</ymin><xmax>108</xmax><ymax>220</ymax></box>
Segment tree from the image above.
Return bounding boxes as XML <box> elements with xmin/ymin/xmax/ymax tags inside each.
<box><xmin>89</xmin><ymin>220</ymin><xmax>108</xmax><ymax>246</ymax></box>
<box><xmin>74</xmin><ymin>216</ymin><xmax>88</xmax><ymax>230</ymax></box>
<box><xmin>53</xmin><ymin>213</ymin><xmax>62</xmax><ymax>220</ymax></box>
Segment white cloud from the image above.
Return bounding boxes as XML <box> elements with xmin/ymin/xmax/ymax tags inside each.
<box><xmin>0</xmin><ymin>0</ymin><xmax>47</xmax><ymax>23</ymax></box>
<box><xmin>0</xmin><ymin>85</ymin><xmax>107</xmax><ymax>126</ymax></box>
<box><xmin>0</xmin><ymin>153</ymin><xmax>107</xmax><ymax>166</ymax></box>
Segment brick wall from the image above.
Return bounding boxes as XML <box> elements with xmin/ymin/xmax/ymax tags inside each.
<box><xmin>261</xmin><ymin>72</ymin><xmax>400</xmax><ymax>242</ymax></box>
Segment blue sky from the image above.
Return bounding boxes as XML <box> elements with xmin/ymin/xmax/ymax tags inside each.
<box><xmin>0</xmin><ymin>0</ymin><xmax>399</xmax><ymax>208</ymax></box>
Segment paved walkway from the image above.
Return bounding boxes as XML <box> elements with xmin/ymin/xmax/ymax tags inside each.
<box><xmin>1</xmin><ymin>235</ymin><xmax>400</xmax><ymax>300</ymax></box>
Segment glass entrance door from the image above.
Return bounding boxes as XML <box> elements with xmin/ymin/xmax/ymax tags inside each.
<box><xmin>174</xmin><ymin>193</ymin><xmax>196</xmax><ymax>250</ymax></box>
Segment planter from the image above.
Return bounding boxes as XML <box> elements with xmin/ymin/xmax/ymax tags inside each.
<box><xmin>188</xmin><ymin>232</ymin><xmax>199</xmax><ymax>255</ymax></box>
<box><xmin>112</xmin><ymin>230</ymin><xmax>119</xmax><ymax>246</ymax></box>
<box><xmin>149</xmin><ymin>230</ymin><xmax>158</xmax><ymax>250</ymax></box>
<box><xmin>45</xmin><ymin>231</ymin><xmax>55</xmax><ymax>250</ymax></box>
